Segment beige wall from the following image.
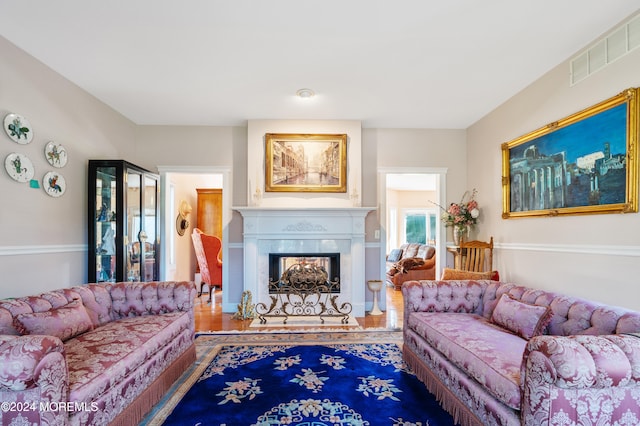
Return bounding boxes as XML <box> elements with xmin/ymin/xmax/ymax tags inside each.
<box><xmin>0</xmin><ymin>37</ymin><xmax>135</xmax><ymax>298</ymax></box>
<box><xmin>3</xmin><ymin>26</ymin><xmax>639</xmax><ymax>313</ymax></box>
<box><xmin>467</xmin><ymin>44</ymin><xmax>640</xmax><ymax>310</ymax></box>
<box><xmin>372</xmin><ymin>128</ymin><xmax>468</xmax><ymax>209</ymax></box>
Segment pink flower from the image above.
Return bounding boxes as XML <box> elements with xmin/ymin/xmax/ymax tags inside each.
<box><xmin>433</xmin><ymin>189</ymin><xmax>480</xmax><ymax>229</ymax></box>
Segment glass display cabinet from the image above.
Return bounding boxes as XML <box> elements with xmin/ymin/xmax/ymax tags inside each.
<box><xmin>88</xmin><ymin>160</ymin><xmax>160</xmax><ymax>283</ymax></box>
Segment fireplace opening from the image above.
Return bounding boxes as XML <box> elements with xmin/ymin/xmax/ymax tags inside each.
<box><xmin>268</xmin><ymin>253</ymin><xmax>340</xmax><ymax>293</ymax></box>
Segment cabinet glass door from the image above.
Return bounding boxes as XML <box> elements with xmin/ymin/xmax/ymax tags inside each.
<box><xmin>95</xmin><ymin>166</ymin><xmax>117</xmax><ymax>282</ymax></box>
<box><xmin>124</xmin><ymin>170</ymin><xmax>159</xmax><ymax>282</ymax></box>
<box><xmin>143</xmin><ymin>175</ymin><xmax>158</xmax><ymax>281</ymax></box>
<box><xmin>126</xmin><ymin>170</ymin><xmax>142</xmax><ymax>281</ymax></box>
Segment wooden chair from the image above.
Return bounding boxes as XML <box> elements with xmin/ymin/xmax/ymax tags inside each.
<box><xmin>191</xmin><ymin>228</ymin><xmax>222</xmax><ymax>303</ymax></box>
<box><xmin>459</xmin><ymin>237</ymin><xmax>493</xmax><ymax>272</ymax></box>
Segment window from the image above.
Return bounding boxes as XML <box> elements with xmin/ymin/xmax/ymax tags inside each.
<box><xmin>402</xmin><ymin>209</ymin><xmax>437</xmax><ymax>245</ymax></box>
<box><xmin>405</xmin><ymin>213</ymin><xmax>426</xmax><ymax>244</ymax></box>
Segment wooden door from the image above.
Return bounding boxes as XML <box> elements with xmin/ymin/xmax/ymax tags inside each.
<box><xmin>196</xmin><ymin>188</ymin><xmax>222</xmax><ymax>239</ymax></box>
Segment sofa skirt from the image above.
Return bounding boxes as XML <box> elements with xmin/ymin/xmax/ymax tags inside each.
<box><xmin>403</xmin><ymin>331</ymin><xmax>520</xmax><ymax>426</ymax></box>
<box><xmin>109</xmin><ymin>342</ymin><xmax>196</xmax><ymax>426</ymax></box>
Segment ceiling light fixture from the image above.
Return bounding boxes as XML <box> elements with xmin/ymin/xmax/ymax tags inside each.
<box><xmin>296</xmin><ymin>88</ymin><xmax>315</xmax><ymax>99</ymax></box>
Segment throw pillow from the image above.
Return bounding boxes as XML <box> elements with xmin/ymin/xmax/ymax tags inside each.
<box><xmin>14</xmin><ymin>299</ymin><xmax>94</xmax><ymax>342</ymax></box>
<box><xmin>387</xmin><ymin>248</ymin><xmax>403</xmax><ymax>263</ymax></box>
<box><xmin>491</xmin><ymin>294</ymin><xmax>552</xmax><ymax>340</ymax></box>
<box><xmin>441</xmin><ymin>268</ymin><xmax>497</xmax><ymax>280</ymax></box>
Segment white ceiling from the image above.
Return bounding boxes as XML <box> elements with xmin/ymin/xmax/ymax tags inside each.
<box><xmin>1</xmin><ymin>1</ymin><xmax>638</xmax><ymax>129</ymax></box>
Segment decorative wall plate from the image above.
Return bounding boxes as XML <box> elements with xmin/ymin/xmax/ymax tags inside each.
<box><xmin>4</xmin><ymin>153</ymin><xmax>35</xmax><ymax>182</ymax></box>
<box><xmin>43</xmin><ymin>171</ymin><xmax>66</xmax><ymax>197</ymax></box>
<box><xmin>44</xmin><ymin>141</ymin><xmax>68</xmax><ymax>167</ymax></box>
<box><xmin>3</xmin><ymin>113</ymin><xmax>33</xmax><ymax>144</ymax></box>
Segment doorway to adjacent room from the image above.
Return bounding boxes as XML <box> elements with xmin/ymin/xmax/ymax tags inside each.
<box><xmin>378</xmin><ymin>168</ymin><xmax>447</xmax><ymax>287</ymax></box>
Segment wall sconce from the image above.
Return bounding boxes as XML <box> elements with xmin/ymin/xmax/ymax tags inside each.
<box><xmin>176</xmin><ymin>200</ymin><xmax>192</xmax><ymax>236</ymax></box>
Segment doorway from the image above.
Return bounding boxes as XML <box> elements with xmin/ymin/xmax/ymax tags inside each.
<box><xmin>378</xmin><ymin>168</ymin><xmax>447</xmax><ymax>290</ymax></box>
<box><xmin>158</xmin><ymin>166</ymin><xmax>232</xmax><ymax>310</ymax></box>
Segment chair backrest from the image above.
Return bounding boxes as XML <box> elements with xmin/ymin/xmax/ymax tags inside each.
<box><xmin>459</xmin><ymin>237</ymin><xmax>493</xmax><ymax>272</ymax></box>
<box><xmin>191</xmin><ymin>228</ymin><xmax>222</xmax><ymax>286</ymax></box>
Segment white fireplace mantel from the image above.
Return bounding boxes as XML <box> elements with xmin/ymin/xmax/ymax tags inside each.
<box><xmin>234</xmin><ymin>207</ymin><xmax>375</xmax><ymax>317</ymax></box>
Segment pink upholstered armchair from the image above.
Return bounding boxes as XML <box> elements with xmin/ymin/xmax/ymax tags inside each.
<box><xmin>191</xmin><ymin>228</ymin><xmax>222</xmax><ymax>303</ymax></box>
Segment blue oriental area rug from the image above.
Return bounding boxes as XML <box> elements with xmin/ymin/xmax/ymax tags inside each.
<box><xmin>142</xmin><ymin>331</ymin><xmax>454</xmax><ymax>426</ymax></box>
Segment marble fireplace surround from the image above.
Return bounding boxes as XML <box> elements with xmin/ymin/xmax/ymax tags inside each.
<box><xmin>234</xmin><ymin>207</ymin><xmax>374</xmax><ymax>317</ymax></box>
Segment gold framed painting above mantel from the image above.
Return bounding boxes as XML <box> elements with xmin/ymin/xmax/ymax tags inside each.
<box><xmin>502</xmin><ymin>87</ymin><xmax>639</xmax><ymax>219</ymax></box>
<box><xmin>265</xmin><ymin>133</ymin><xmax>347</xmax><ymax>193</ymax></box>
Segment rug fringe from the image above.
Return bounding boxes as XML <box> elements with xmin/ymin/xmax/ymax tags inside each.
<box><xmin>403</xmin><ymin>346</ymin><xmax>483</xmax><ymax>426</ymax></box>
<box><xmin>196</xmin><ymin>327</ymin><xmax>400</xmax><ymax>336</ymax></box>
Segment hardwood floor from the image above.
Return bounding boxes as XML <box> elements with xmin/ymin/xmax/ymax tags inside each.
<box><xmin>194</xmin><ymin>285</ymin><xmax>403</xmax><ymax>332</ymax></box>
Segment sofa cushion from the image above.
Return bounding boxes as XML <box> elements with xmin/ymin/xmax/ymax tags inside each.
<box><xmin>13</xmin><ymin>299</ymin><xmax>93</xmax><ymax>342</ymax></box>
<box><xmin>398</xmin><ymin>243</ymin><xmax>435</xmax><ymax>260</ymax></box>
<box><xmin>65</xmin><ymin>311</ymin><xmax>191</xmax><ymax>405</ymax></box>
<box><xmin>416</xmin><ymin>245</ymin><xmax>436</xmax><ymax>260</ymax></box>
<box><xmin>69</xmin><ymin>285</ymin><xmax>114</xmax><ymax>328</ymax></box>
<box><xmin>401</xmin><ymin>243</ymin><xmax>421</xmax><ymax>258</ymax></box>
<box><xmin>407</xmin><ymin>312</ymin><xmax>526</xmax><ymax>409</ymax></box>
<box><xmin>387</xmin><ymin>248</ymin><xmax>403</xmax><ymax>262</ymax></box>
<box><xmin>492</xmin><ymin>294</ymin><xmax>552</xmax><ymax>340</ymax></box>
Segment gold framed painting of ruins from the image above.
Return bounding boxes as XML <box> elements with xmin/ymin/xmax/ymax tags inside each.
<box><xmin>502</xmin><ymin>87</ymin><xmax>639</xmax><ymax>219</ymax></box>
<box><xmin>265</xmin><ymin>133</ymin><xmax>347</xmax><ymax>193</ymax></box>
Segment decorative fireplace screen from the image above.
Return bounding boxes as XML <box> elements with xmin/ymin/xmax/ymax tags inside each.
<box><xmin>268</xmin><ymin>253</ymin><xmax>340</xmax><ymax>293</ymax></box>
<box><xmin>256</xmin><ymin>252</ymin><xmax>351</xmax><ymax>324</ymax></box>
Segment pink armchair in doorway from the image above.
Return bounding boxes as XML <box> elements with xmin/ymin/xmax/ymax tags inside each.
<box><xmin>191</xmin><ymin>228</ymin><xmax>222</xmax><ymax>303</ymax></box>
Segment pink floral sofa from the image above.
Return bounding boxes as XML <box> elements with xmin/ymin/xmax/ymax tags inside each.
<box><xmin>0</xmin><ymin>281</ymin><xmax>196</xmax><ymax>426</ymax></box>
<box><xmin>402</xmin><ymin>279</ymin><xmax>640</xmax><ymax>426</ymax></box>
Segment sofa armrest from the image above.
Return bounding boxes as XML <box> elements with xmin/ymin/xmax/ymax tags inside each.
<box><xmin>389</xmin><ymin>268</ymin><xmax>436</xmax><ymax>291</ymax></box>
<box><xmin>408</xmin><ymin>256</ymin><xmax>436</xmax><ymax>271</ymax></box>
<box><xmin>401</xmin><ymin>280</ymin><xmax>488</xmax><ymax>328</ymax></box>
<box><xmin>0</xmin><ymin>335</ymin><xmax>68</xmax><ymax>425</ymax></box>
<box><xmin>521</xmin><ymin>334</ymin><xmax>640</xmax><ymax>425</ymax></box>
<box><xmin>0</xmin><ymin>335</ymin><xmax>66</xmax><ymax>391</ymax></box>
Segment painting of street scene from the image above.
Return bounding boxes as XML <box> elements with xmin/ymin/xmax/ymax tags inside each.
<box><xmin>503</xmin><ymin>88</ymin><xmax>639</xmax><ymax>217</ymax></box>
<box><xmin>265</xmin><ymin>133</ymin><xmax>347</xmax><ymax>192</ymax></box>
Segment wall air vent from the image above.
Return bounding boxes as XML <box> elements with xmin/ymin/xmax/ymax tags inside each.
<box><xmin>570</xmin><ymin>12</ymin><xmax>640</xmax><ymax>86</ymax></box>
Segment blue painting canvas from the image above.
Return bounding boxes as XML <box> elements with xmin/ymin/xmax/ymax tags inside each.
<box><xmin>508</xmin><ymin>103</ymin><xmax>627</xmax><ymax>212</ymax></box>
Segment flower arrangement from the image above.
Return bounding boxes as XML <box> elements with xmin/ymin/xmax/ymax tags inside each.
<box><xmin>440</xmin><ymin>189</ymin><xmax>480</xmax><ymax>229</ymax></box>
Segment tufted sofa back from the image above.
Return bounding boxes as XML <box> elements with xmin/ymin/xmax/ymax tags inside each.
<box><xmin>480</xmin><ymin>281</ymin><xmax>640</xmax><ymax>336</ymax></box>
<box><xmin>403</xmin><ymin>280</ymin><xmax>640</xmax><ymax>336</ymax></box>
<box><xmin>0</xmin><ymin>281</ymin><xmax>195</xmax><ymax>336</ymax></box>
<box><xmin>399</xmin><ymin>243</ymin><xmax>436</xmax><ymax>260</ymax></box>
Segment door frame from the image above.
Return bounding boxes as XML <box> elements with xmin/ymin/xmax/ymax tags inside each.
<box><xmin>157</xmin><ymin>165</ymin><xmax>232</xmax><ymax>309</ymax></box>
<box><xmin>377</xmin><ymin>167</ymin><xmax>448</xmax><ymax>287</ymax></box>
